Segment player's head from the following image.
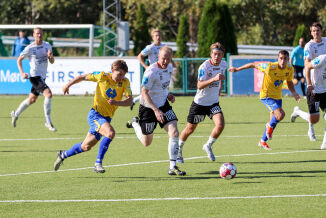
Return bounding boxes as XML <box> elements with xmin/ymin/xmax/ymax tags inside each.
<box><xmin>111</xmin><ymin>60</ymin><xmax>128</xmax><ymax>83</ymax></box>
<box><xmin>158</xmin><ymin>46</ymin><xmax>172</xmax><ymax>69</ymax></box>
<box><xmin>18</xmin><ymin>29</ymin><xmax>26</xmax><ymax>38</ymax></box>
<box><xmin>210</xmin><ymin>42</ymin><xmax>225</xmax><ymax>66</ymax></box>
<box><xmin>151</xmin><ymin>29</ymin><xmax>162</xmax><ymax>45</ymax></box>
<box><xmin>33</xmin><ymin>27</ymin><xmax>43</xmax><ymax>44</ymax></box>
<box><xmin>278</xmin><ymin>50</ymin><xmax>289</xmax><ymax>69</ymax></box>
<box><xmin>299</xmin><ymin>37</ymin><xmax>305</xmax><ymax>47</ymax></box>
<box><xmin>310</xmin><ymin>22</ymin><xmax>322</xmax><ymax>41</ymax></box>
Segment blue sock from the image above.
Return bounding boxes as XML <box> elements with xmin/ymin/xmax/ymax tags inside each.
<box><xmin>261</xmin><ymin>127</ymin><xmax>268</xmax><ymax>142</ymax></box>
<box><xmin>62</xmin><ymin>142</ymin><xmax>84</xmax><ymax>159</ymax></box>
<box><xmin>96</xmin><ymin>137</ymin><xmax>112</xmax><ymax>164</ymax></box>
<box><xmin>269</xmin><ymin>115</ymin><xmax>279</xmax><ymax>129</ymax></box>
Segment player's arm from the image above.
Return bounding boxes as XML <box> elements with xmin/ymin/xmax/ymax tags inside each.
<box><xmin>305</xmin><ymin>58</ymin><xmax>314</xmax><ymax>95</ymax></box>
<box><xmin>17</xmin><ymin>55</ymin><xmax>29</xmax><ymax>79</ymax></box>
<box><xmin>228</xmin><ymin>62</ymin><xmax>258</xmax><ymax>73</ymax></box>
<box><xmin>62</xmin><ymin>74</ymin><xmax>88</xmax><ymax>95</ymax></box>
<box><xmin>141</xmin><ymin>87</ymin><xmax>165</xmax><ymax>124</ymax></box>
<box><xmin>197</xmin><ymin>73</ymin><xmax>225</xmax><ymax>90</ymax></box>
<box><xmin>137</xmin><ymin>52</ymin><xmax>149</xmax><ymax>69</ymax></box>
<box><xmin>108</xmin><ymin>95</ymin><xmax>133</xmax><ymax>106</ymax></box>
<box><xmin>48</xmin><ymin>50</ymin><xmax>54</xmax><ymax>64</ymax></box>
<box><xmin>286</xmin><ymin>80</ymin><xmax>300</xmax><ymax>102</ymax></box>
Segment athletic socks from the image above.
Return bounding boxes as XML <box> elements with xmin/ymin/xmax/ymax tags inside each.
<box><xmin>132</xmin><ymin>121</ymin><xmax>143</xmax><ymax>142</ymax></box>
<box><xmin>178</xmin><ymin>140</ymin><xmax>185</xmax><ymax>152</ymax></box>
<box><xmin>168</xmin><ymin>137</ymin><xmax>178</xmax><ymax>169</ymax></box>
<box><xmin>301</xmin><ymin>82</ymin><xmax>306</xmax><ymax>96</ymax></box>
<box><xmin>261</xmin><ymin>127</ymin><xmax>268</xmax><ymax>142</ymax></box>
<box><xmin>62</xmin><ymin>142</ymin><xmax>84</xmax><ymax>159</ymax></box>
<box><xmin>15</xmin><ymin>98</ymin><xmax>30</xmax><ymax>117</ymax></box>
<box><xmin>96</xmin><ymin>137</ymin><xmax>112</xmax><ymax>164</ymax></box>
<box><xmin>206</xmin><ymin>136</ymin><xmax>217</xmax><ymax>147</ymax></box>
<box><xmin>44</xmin><ymin>97</ymin><xmax>52</xmax><ymax>125</ymax></box>
<box><xmin>269</xmin><ymin>115</ymin><xmax>279</xmax><ymax>129</ymax></box>
<box><xmin>133</xmin><ymin>95</ymin><xmax>141</xmax><ymax>104</ymax></box>
<box><xmin>296</xmin><ymin>108</ymin><xmax>310</xmax><ymax>122</ymax></box>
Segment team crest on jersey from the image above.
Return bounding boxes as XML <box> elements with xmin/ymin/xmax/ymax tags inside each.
<box><xmin>271</xmin><ymin>65</ymin><xmax>276</xmax><ymax>69</ymax></box>
<box><xmin>314</xmin><ymin>58</ymin><xmax>320</xmax><ymax>65</ymax></box>
<box><xmin>208</xmin><ymin>72</ymin><xmax>212</xmax><ymax>77</ymax></box>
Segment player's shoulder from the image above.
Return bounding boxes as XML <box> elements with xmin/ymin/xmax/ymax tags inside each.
<box><xmin>42</xmin><ymin>41</ymin><xmax>52</xmax><ymax>47</ymax></box>
<box><xmin>199</xmin><ymin>59</ymin><xmax>210</xmax><ymax>68</ymax></box>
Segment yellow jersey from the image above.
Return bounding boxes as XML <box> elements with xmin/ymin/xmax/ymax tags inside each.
<box><xmin>87</xmin><ymin>71</ymin><xmax>132</xmax><ymax>117</ymax></box>
<box><xmin>257</xmin><ymin>62</ymin><xmax>294</xmax><ymax>99</ymax></box>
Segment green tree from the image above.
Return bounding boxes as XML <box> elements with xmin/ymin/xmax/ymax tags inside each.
<box><xmin>197</xmin><ymin>0</ymin><xmax>237</xmax><ymax>57</ymax></box>
<box><xmin>133</xmin><ymin>3</ymin><xmax>151</xmax><ymax>55</ymax></box>
<box><xmin>43</xmin><ymin>32</ymin><xmax>59</xmax><ymax>56</ymax></box>
<box><xmin>293</xmin><ymin>24</ymin><xmax>310</xmax><ymax>46</ymax></box>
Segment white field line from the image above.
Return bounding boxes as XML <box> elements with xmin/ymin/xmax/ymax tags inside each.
<box><xmin>0</xmin><ymin>134</ymin><xmax>322</xmax><ymax>141</ymax></box>
<box><xmin>1</xmin><ymin>194</ymin><xmax>326</xmax><ymax>203</ymax></box>
<box><xmin>0</xmin><ymin>149</ymin><xmax>323</xmax><ymax>177</ymax></box>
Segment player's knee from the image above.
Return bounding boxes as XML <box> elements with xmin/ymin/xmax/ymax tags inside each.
<box><xmin>29</xmin><ymin>98</ymin><xmax>37</xmax><ymax>104</ymax></box>
<box><xmin>81</xmin><ymin>144</ymin><xmax>92</xmax><ymax>151</ymax></box>
<box><xmin>310</xmin><ymin>117</ymin><xmax>319</xmax><ymax>124</ymax></box>
<box><xmin>275</xmin><ymin>111</ymin><xmax>285</xmax><ymax>121</ymax></box>
<box><xmin>103</xmin><ymin>130</ymin><xmax>115</xmax><ymax>140</ymax></box>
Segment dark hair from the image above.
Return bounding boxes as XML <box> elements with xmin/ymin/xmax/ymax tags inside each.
<box><xmin>111</xmin><ymin>60</ymin><xmax>128</xmax><ymax>73</ymax></box>
<box><xmin>210</xmin><ymin>42</ymin><xmax>225</xmax><ymax>54</ymax></box>
<box><xmin>278</xmin><ymin>50</ymin><xmax>289</xmax><ymax>57</ymax></box>
<box><xmin>311</xmin><ymin>22</ymin><xmax>323</xmax><ymax>31</ymax></box>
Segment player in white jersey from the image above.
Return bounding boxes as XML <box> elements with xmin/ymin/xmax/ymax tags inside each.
<box><xmin>126</xmin><ymin>46</ymin><xmax>186</xmax><ymax>176</ymax></box>
<box><xmin>177</xmin><ymin>42</ymin><xmax>227</xmax><ymax>163</ymax></box>
<box><xmin>291</xmin><ymin>22</ymin><xmax>326</xmax><ymax>142</ymax></box>
<box><xmin>11</xmin><ymin>27</ymin><xmax>56</xmax><ymax>131</ymax></box>
<box><xmin>131</xmin><ymin>29</ymin><xmax>165</xmax><ymax>110</ymax></box>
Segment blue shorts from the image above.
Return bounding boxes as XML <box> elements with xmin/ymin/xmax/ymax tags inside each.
<box><xmin>261</xmin><ymin>98</ymin><xmax>282</xmax><ymax>112</ymax></box>
<box><xmin>87</xmin><ymin>108</ymin><xmax>111</xmax><ymax>140</ymax></box>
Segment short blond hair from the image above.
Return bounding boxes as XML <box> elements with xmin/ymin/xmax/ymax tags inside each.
<box><xmin>151</xmin><ymin>29</ymin><xmax>161</xmax><ymax>36</ymax></box>
<box><xmin>159</xmin><ymin>46</ymin><xmax>173</xmax><ymax>57</ymax></box>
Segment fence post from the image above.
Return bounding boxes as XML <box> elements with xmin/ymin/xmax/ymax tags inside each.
<box><xmin>183</xmin><ymin>57</ymin><xmax>188</xmax><ymax>94</ymax></box>
<box><xmin>226</xmin><ymin>52</ymin><xmax>230</xmax><ymax>96</ymax></box>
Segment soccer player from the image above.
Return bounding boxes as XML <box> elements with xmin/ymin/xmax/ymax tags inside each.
<box><xmin>290</xmin><ymin>37</ymin><xmax>306</xmax><ymax>96</ymax></box>
<box><xmin>177</xmin><ymin>42</ymin><xmax>227</xmax><ymax>163</ymax></box>
<box><xmin>291</xmin><ymin>22</ymin><xmax>326</xmax><ymax>141</ymax></box>
<box><xmin>53</xmin><ymin>60</ymin><xmax>132</xmax><ymax>173</ymax></box>
<box><xmin>11</xmin><ymin>27</ymin><xmax>56</xmax><ymax>131</ymax></box>
<box><xmin>131</xmin><ymin>29</ymin><xmax>165</xmax><ymax>110</ymax></box>
<box><xmin>126</xmin><ymin>46</ymin><xmax>186</xmax><ymax>176</ymax></box>
<box><xmin>229</xmin><ymin>50</ymin><xmax>300</xmax><ymax>150</ymax></box>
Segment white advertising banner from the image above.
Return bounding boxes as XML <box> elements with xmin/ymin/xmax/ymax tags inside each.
<box><xmin>46</xmin><ymin>57</ymin><xmax>141</xmax><ymax>95</ymax></box>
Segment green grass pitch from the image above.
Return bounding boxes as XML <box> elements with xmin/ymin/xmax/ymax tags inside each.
<box><xmin>1</xmin><ymin>95</ymin><xmax>326</xmax><ymax>217</ymax></box>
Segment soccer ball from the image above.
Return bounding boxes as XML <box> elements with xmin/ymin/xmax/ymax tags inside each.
<box><xmin>219</xmin><ymin>163</ymin><xmax>237</xmax><ymax>180</ymax></box>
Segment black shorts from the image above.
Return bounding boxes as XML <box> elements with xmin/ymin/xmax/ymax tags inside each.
<box><xmin>187</xmin><ymin>101</ymin><xmax>222</xmax><ymax>124</ymax></box>
<box><xmin>139</xmin><ymin>100</ymin><xmax>178</xmax><ymax>135</ymax></box>
<box><xmin>29</xmin><ymin>76</ymin><xmax>49</xmax><ymax>96</ymax></box>
<box><xmin>293</xmin><ymin>65</ymin><xmax>304</xmax><ymax>80</ymax></box>
<box><xmin>307</xmin><ymin>92</ymin><xmax>326</xmax><ymax>115</ymax></box>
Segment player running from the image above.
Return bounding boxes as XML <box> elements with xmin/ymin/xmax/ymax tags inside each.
<box><xmin>291</xmin><ymin>22</ymin><xmax>326</xmax><ymax>142</ymax></box>
<box><xmin>126</xmin><ymin>46</ymin><xmax>186</xmax><ymax>176</ymax></box>
<box><xmin>54</xmin><ymin>60</ymin><xmax>132</xmax><ymax>173</ymax></box>
<box><xmin>229</xmin><ymin>50</ymin><xmax>300</xmax><ymax>150</ymax></box>
<box><xmin>177</xmin><ymin>42</ymin><xmax>227</xmax><ymax>163</ymax></box>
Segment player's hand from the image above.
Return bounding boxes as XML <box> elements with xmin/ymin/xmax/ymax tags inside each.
<box><xmin>107</xmin><ymin>99</ymin><xmax>117</xmax><ymax>105</ymax></box>
<box><xmin>62</xmin><ymin>85</ymin><xmax>69</xmax><ymax>95</ymax></box>
<box><xmin>214</xmin><ymin>73</ymin><xmax>225</xmax><ymax>81</ymax></box>
<box><xmin>307</xmin><ymin>85</ymin><xmax>315</xmax><ymax>96</ymax></box>
<box><xmin>293</xmin><ymin>92</ymin><xmax>300</xmax><ymax>103</ymax></box>
<box><xmin>48</xmin><ymin>50</ymin><xmax>53</xmax><ymax>58</ymax></box>
<box><xmin>167</xmin><ymin>93</ymin><xmax>175</xmax><ymax>103</ymax></box>
<box><xmin>21</xmin><ymin>73</ymin><xmax>29</xmax><ymax>79</ymax></box>
<box><xmin>154</xmin><ymin>108</ymin><xmax>164</xmax><ymax>124</ymax></box>
<box><xmin>228</xmin><ymin>67</ymin><xmax>237</xmax><ymax>73</ymax></box>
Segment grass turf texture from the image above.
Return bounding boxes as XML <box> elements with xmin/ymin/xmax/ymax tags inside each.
<box><xmin>1</xmin><ymin>95</ymin><xmax>326</xmax><ymax>217</ymax></box>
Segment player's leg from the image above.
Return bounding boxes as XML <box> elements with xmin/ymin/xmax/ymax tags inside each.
<box><xmin>95</xmin><ymin>122</ymin><xmax>115</xmax><ymax>173</ymax></box>
<box><xmin>43</xmin><ymin>87</ymin><xmax>56</xmax><ymax>131</ymax></box>
<box><xmin>164</xmin><ymin>120</ymin><xmax>186</xmax><ymax>176</ymax></box>
<box><xmin>319</xmin><ymin>96</ymin><xmax>326</xmax><ymax>149</ymax></box>
<box><xmin>178</xmin><ymin>122</ymin><xmax>198</xmax><ymax>163</ymax></box>
<box><xmin>54</xmin><ymin>133</ymin><xmax>98</xmax><ymax>171</ymax></box>
<box><xmin>11</xmin><ymin>92</ymin><xmax>38</xmax><ymax>127</ymax></box>
<box><xmin>300</xmin><ymin>77</ymin><xmax>306</xmax><ymax>96</ymax></box>
<box><xmin>203</xmin><ymin>113</ymin><xmax>224</xmax><ymax>161</ymax></box>
<box><xmin>130</xmin><ymin>95</ymin><xmax>141</xmax><ymax>110</ymax></box>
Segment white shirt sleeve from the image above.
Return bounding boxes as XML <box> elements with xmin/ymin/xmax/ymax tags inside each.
<box><xmin>198</xmin><ymin>64</ymin><xmax>207</xmax><ymax>81</ymax></box>
<box><xmin>312</xmin><ymin>55</ymin><xmax>326</xmax><ymax>69</ymax></box>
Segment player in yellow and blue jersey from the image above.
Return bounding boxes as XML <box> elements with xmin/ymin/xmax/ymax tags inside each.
<box><xmin>53</xmin><ymin>60</ymin><xmax>132</xmax><ymax>173</ymax></box>
<box><xmin>229</xmin><ymin>50</ymin><xmax>300</xmax><ymax>150</ymax></box>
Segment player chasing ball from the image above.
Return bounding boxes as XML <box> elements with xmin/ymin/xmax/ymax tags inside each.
<box><xmin>177</xmin><ymin>42</ymin><xmax>227</xmax><ymax>163</ymax></box>
<box><xmin>229</xmin><ymin>50</ymin><xmax>300</xmax><ymax>150</ymax></box>
<box><xmin>126</xmin><ymin>46</ymin><xmax>186</xmax><ymax>176</ymax></box>
<box><xmin>54</xmin><ymin>60</ymin><xmax>132</xmax><ymax>173</ymax></box>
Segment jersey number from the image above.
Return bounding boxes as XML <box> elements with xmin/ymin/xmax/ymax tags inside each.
<box><xmin>106</xmin><ymin>88</ymin><xmax>117</xmax><ymax>99</ymax></box>
<box><xmin>274</xmin><ymin>80</ymin><xmax>283</xmax><ymax>87</ymax></box>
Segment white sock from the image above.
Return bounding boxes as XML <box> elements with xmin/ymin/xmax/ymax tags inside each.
<box><xmin>308</xmin><ymin>123</ymin><xmax>315</xmax><ymax>134</ymax></box>
<box><xmin>178</xmin><ymin>140</ymin><xmax>185</xmax><ymax>152</ymax></box>
<box><xmin>206</xmin><ymin>136</ymin><xmax>217</xmax><ymax>147</ymax></box>
<box><xmin>297</xmin><ymin>109</ymin><xmax>309</xmax><ymax>122</ymax></box>
<box><xmin>132</xmin><ymin>121</ymin><xmax>143</xmax><ymax>142</ymax></box>
<box><xmin>322</xmin><ymin>127</ymin><xmax>326</xmax><ymax>145</ymax></box>
<box><xmin>168</xmin><ymin>137</ymin><xmax>178</xmax><ymax>168</ymax></box>
<box><xmin>15</xmin><ymin>98</ymin><xmax>30</xmax><ymax>117</ymax></box>
<box><xmin>133</xmin><ymin>95</ymin><xmax>141</xmax><ymax>104</ymax></box>
<box><xmin>44</xmin><ymin>97</ymin><xmax>52</xmax><ymax>124</ymax></box>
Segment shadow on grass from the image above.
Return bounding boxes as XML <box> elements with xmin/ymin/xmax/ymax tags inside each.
<box><xmin>0</xmin><ymin>150</ymin><xmax>57</xmax><ymax>152</ymax></box>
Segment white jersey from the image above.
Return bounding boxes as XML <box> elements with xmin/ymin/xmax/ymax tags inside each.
<box><xmin>194</xmin><ymin>59</ymin><xmax>227</xmax><ymax>106</ymax></box>
<box><xmin>140</xmin><ymin>63</ymin><xmax>173</xmax><ymax>108</ymax></box>
<box><xmin>141</xmin><ymin>43</ymin><xmax>166</xmax><ymax>65</ymax></box>
<box><xmin>304</xmin><ymin>37</ymin><xmax>326</xmax><ymax>81</ymax></box>
<box><xmin>20</xmin><ymin>41</ymin><xmax>52</xmax><ymax>79</ymax></box>
<box><xmin>310</xmin><ymin>54</ymin><xmax>326</xmax><ymax>93</ymax></box>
